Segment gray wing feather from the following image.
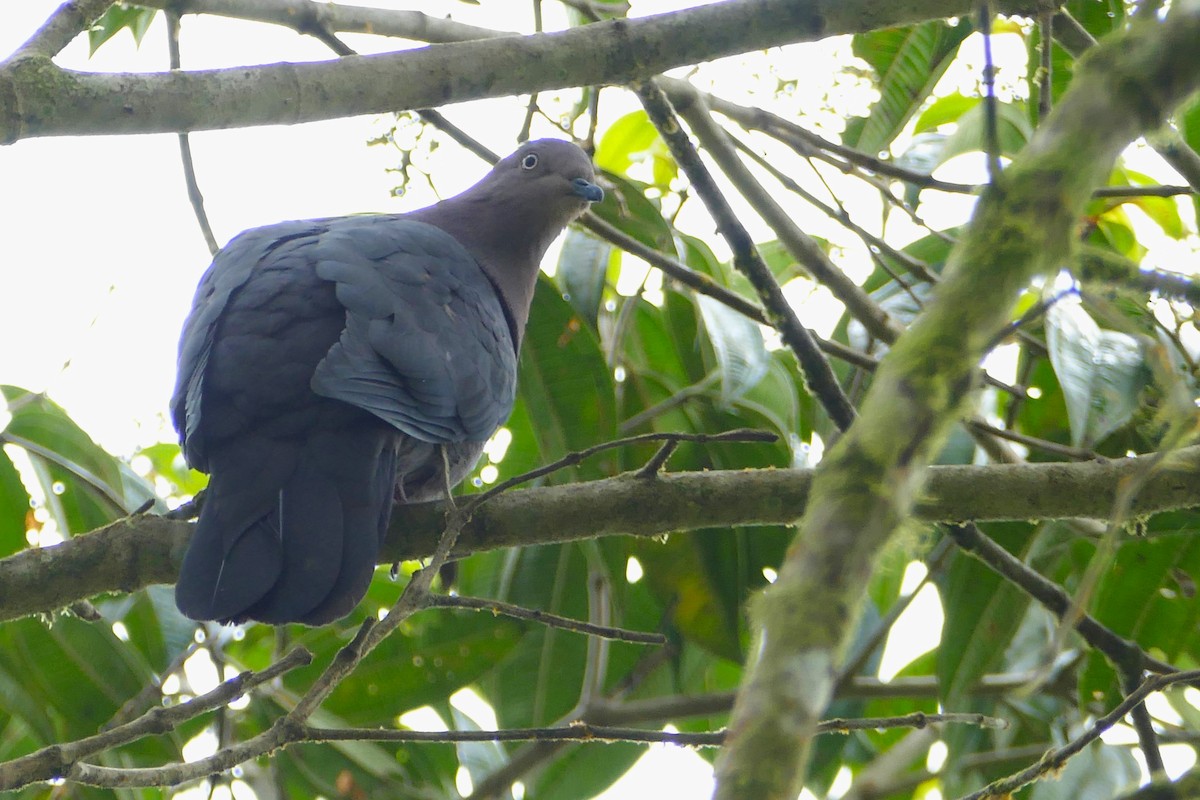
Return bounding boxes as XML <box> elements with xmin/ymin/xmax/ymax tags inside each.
<box><xmin>172</xmin><ymin>221</ymin><xmax>323</xmax><ymax>469</ymax></box>
<box><xmin>311</xmin><ymin>217</ymin><xmax>517</xmax><ymax>443</ymax></box>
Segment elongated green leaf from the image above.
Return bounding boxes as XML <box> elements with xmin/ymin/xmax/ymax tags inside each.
<box><xmin>936</xmin><ymin>522</ymin><xmax>1035</xmax><ymax>710</ymax></box>
<box><xmin>845</xmin><ymin>19</ymin><xmax>973</xmax><ymax>153</ymax></box>
<box><xmin>1080</xmin><ymin>513</ymin><xmax>1200</xmax><ymax>706</ymax></box>
<box><xmin>515</xmin><ymin>276</ymin><xmax>617</xmax><ymax>472</ymax></box>
<box><xmin>1176</xmin><ymin>97</ymin><xmax>1200</xmax><ymax>223</ymax></box>
<box><xmin>695</xmin><ymin>294</ymin><xmax>769</xmax><ymax>406</ymax></box>
<box><xmin>532</xmin><ymin>742</ymin><xmax>644</xmax><ymax>800</ymax></box>
<box><xmin>590</xmin><ymin>171</ymin><xmax>674</xmax><ymax>253</ymax></box>
<box><xmin>0</xmin><ymin>446</ymin><xmax>29</xmax><ymax>557</ymax></box>
<box><xmin>557</xmin><ymin>229</ymin><xmax>612</xmax><ymax>328</ymax></box>
<box><xmin>451</xmin><ymin>705</ymin><xmax>515</xmax><ymax>800</ymax></box>
<box><xmin>1045</xmin><ymin>299</ymin><xmax>1149</xmax><ymax>448</ymax></box>
<box><xmin>936</xmin><ymin>102</ymin><xmax>1033</xmax><ymax>165</ymax></box>
<box><xmin>914</xmin><ymin>92</ymin><xmax>981</xmax><ymax>133</ymax></box>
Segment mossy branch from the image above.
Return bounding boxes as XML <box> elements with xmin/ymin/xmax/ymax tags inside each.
<box><xmin>2</xmin><ymin>450</ymin><xmax>1200</xmax><ymax>623</ymax></box>
<box><xmin>712</xmin><ymin>8</ymin><xmax>1200</xmax><ymax>799</ymax></box>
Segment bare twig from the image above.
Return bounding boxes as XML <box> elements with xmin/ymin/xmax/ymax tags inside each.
<box><xmin>959</xmin><ymin>670</ymin><xmax>1200</xmax><ymax>800</ymax></box>
<box><xmin>0</xmin><ymin>648</ymin><xmax>313</xmax><ymax>790</ymax></box>
<box><xmin>166</xmin><ymin>12</ymin><xmax>219</xmax><ymax>255</ymax></box>
<box><xmin>979</xmin><ymin>3</ymin><xmax>1003</xmax><ymax>183</ymax></box>
<box><xmin>428</xmin><ymin>593</ymin><xmax>667</xmax><ymax>645</ymax></box>
<box><xmin>634</xmin><ymin>78</ymin><xmax>858</xmax><ymax>431</ymax></box>
<box><xmin>944</xmin><ymin>522</ymin><xmax>1178</xmax><ymax>675</ymax></box>
<box><xmin>460</xmin><ymin>428</ymin><xmax>777</xmax><ymax>514</ymax></box>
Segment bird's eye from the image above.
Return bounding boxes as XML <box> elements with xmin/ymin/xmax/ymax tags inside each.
<box><xmin>521</xmin><ymin>153</ymin><xmax>539</xmax><ymax>170</ymax></box>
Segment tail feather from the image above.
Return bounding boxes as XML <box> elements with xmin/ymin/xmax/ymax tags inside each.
<box><xmin>294</xmin><ymin>446</ymin><xmax>396</xmax><ymax>625</ymax></box>
<box><xmin>175</xmin><ymin>424</ymin><xmax>398</xmax><ymax>625</ymax></box>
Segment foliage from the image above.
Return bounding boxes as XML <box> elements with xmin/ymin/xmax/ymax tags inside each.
<box><xmin>3</xmin><ymin>2</ymin><xmax>1200</xmax><ymax>799</ymax></box>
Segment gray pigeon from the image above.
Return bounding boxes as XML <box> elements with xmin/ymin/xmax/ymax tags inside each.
<box><xmin>172</xmin><ymin>139</ymin><xmax>603</xmax><ymax>625</ymax></box>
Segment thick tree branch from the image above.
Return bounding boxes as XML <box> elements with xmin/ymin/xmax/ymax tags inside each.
<box><xmin>0</xmin><ymin>0</ymin><xmax>1041</xmax><ymax>143</ymax></box>
<box><xmin>1</xmin><ymin>448</ymin><xmax>1200</xmax><ymax>623</ymax></box>
<box><xmin>135</xmin><ymin>0</ymin><xmax>513</xmax><ymax>43</ymax></box>
<box><xmin>11</xmin><ymin>0</ymin><xmax>114</xmax><ymax>60</ymax></box>
<box><xmin>712</xmin><ymin>9</ymin><xmax>1200</xmax><ymax>799</ymax></box>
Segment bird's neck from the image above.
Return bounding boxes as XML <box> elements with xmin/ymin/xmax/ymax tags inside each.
<box><xmin>411</xmin><ymin>193</ymin><xmax>559</xmax><ymax>345</ymax></box>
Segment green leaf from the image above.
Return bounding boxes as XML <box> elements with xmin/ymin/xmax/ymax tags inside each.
<box><xmin>515</xmin><ymin>276</ymin><xmax>618</xmax><ymax>475</ymax></box>
<box><xmin>936</xmin><ymin>522</ymin><xmax>1035</xmax><ymax>710</ymax></box>
<box><xmin>451</xmin><ymin>705</ymin><xmax>515</xmax><ymax>800</ymax></box>
<box><xmin>1027</xmin><ymin>741</ymin><xmax>1139</xmax><ymax>799</ymax></box>
<box><xmin>590</xmin><ymin>171</ymin><xmax>674</xmax><ymax>253</ymax></box>
<box><xmin>136</xmin><ymin>441</ymin><xmax>207</xmax><ymax>498</ymax></box>
<box><xmin>531</xmin><ymin>742</ymin><xmax>644</xmax><ymax>800</ymax></box>
<box><xmin>0</xmin><ymin>446</ymin><xmax>29</xmax><ymax>558</ymax></box>
<box><xmin>1177</xmin><ymin>96</ymin><xmax>1200</xmax><ymax>223</ymax></box>
<box><xmin>0</xmin><ymin>616</ymin><xmax>154</xmax><ymax>743</ymax></box>
<box><xmin>1044</xmin><ymin>299</ymin><xmax>1149</xmax><ymax>448</ymax></box>
<box><xmin>1</xmin><ymin>386</ymin><xmax>139</xmax><ymax>534</ymax></box>
<box><xmin>595</xmin><ymin>111</ymin><xmax>676</xmax><ymax>190</ymax></box>
<box><xmin>285</xmin><ymin>589</ymin><xmax>523</xmax><ymax>725</ymax></box>
<box><xmin>846</xmin><ymin>19</ymin><xmax>973</xmax><ymax>153</ymax></box>
<box><xmin>1080</xmin><ymin>513</ymin><xmax>1200</xmax><ymax>706</ymax></box>
<box><xmin>88</xmin><ymin>4</ymin><xmax>158</xmax><ymax>56</ymax></box>
<box><xmin>913</xmin><ymin>92</ymin><xmax>981</xmax><ymax>133</ymax></box>
<box><xmin>1103</xmin><ymin>167</ymin><xmax>1187</xmax><ymax>240</ymax></box>
<box><xmin>936</xmin><ymin>101</ymin><xmax>1033</xmax><ymax>165</ymax></box>
<box><xmin>557</xmin><ymin>229</ymin><xmax>612</xmax><ymax>328</ymax></box>
<box><xmin>695</xmin><ymin>294</ymin><xmax>769</xmax><ymax>405</ymax></box>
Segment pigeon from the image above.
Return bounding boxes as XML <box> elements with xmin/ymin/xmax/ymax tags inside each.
<box><xmin>171</xmin><ymin>139</ymin><xmax>603</xmax><ymax>625</ymax></box>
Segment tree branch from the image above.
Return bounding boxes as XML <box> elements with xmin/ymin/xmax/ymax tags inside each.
<box><xmin>2</xmin><ymin>447</ymin><xmax>1200</xmax><ymax>623</ymax></box>
<box><xmin>634</xmin><ymin>78</ymin><xmax>858</xmax><ymax>431</ymax></box>
<box><xmin>0</xmin><ymin>647</ymin><xmax>312</xmax><ymax>791</ymax></box>
<box><xmin>135</xmin><ymin>0</ymin><xmax>512</xmax><ymax>43</ymax></box>
<box><xmin>11</xmin><ymin>0</ymin><xmax>114</xmax><ymax>60</ymax></box>
<box><xmin>960</xmin><ymin>669</ymin><xmax>1200</xmax><ymax>800</ymax></box>
<box><xmin>0</xmin><ymin>0</ymin><xmax>1042</xmax><ymax>143</ymax></box>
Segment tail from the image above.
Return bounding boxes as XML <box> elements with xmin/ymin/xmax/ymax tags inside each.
<box><xmin>175</xmin><ymin>426</ymin><xmax>397</xmax><ymax>625</ymax></box>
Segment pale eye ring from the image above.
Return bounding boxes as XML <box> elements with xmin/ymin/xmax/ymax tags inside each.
<box><xmin>521</xmin><ymin>153</ymin><xmax>539</xmax><ymax>170</ymax></box>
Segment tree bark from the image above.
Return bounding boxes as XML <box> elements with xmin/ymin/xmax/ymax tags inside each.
<box><xmin>2</xmin><ymin>449</ymin><xmax>1199</xmax><ymax>623</ymax></box>
<box><xmin>0</xmin><ymin>0</ymin><xmax>1040</xmax><ymax>143</ymax></box>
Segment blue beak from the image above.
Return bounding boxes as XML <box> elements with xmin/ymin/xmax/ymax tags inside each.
<box><xmin>572</xmin><ymin>178</ymin><xmax>604</xmax><ymax>203</ymax></box>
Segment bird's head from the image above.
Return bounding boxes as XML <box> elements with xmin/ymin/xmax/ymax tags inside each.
<box><xmin>487</xmin><ymin>138</ymin><xmax>604</xmax><ymax>229</ymax></box>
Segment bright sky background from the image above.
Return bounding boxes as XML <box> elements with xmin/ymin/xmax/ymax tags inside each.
<box><xmin>4</xmin><ymin>2</ymin><xmax>1196</xmax><ymax>798</ymax></box>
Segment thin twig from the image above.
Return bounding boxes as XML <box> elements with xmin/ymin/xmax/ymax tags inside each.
<box><xmin>964</xmin><ymin>419</ymin><xmax>1099</xmax><ymax>462</ymax></box>
<box><xmin>944</xmin><ymin>522</ymin><xmax>1178</xmax><ymax>675</ymax></box>
<box><xmin>428</xmin><ymin>593</ymin><xmax>666</xmax><ymax>645</ymax></box>
<box><xmin>166</xmin><ymin>12</ymin><xmax>219</xmax><ymax>255</ymax></box>
<box><xmin>0</xmin><ymin>648</ymin><xmax>313</xmax><ymax>790</ymax></box>
<box><xmin>636</xmin><ymin>440</ymin><xmax>680</xmax><ymax>477</ymax></box>
<box><xmin>634</xmin><ymin>79</ymin><xmax>858</xmax><ymax>431</ymax></box>
<box><xmin>1037</xmin><ymin>11</ymin><xmax>1053</xmax><ymax>122</ymax></box>
<box><xmin>303</xmin><ymin>709</ymin><xmax>1004</xmax><ymax>750</ymax></box>
<box><xmin>979</xmin><ymin>3</ymin><xmax>1003</xmax><ymax>183</ymax></box>
<box><xmin>958</xmin><ymin>670</ymin><xmax>1200</xmax><ymax>800</ymax></box>
<box><xmin>462</xmin><ymin>429</ymin><xmax>777</xmax><ymax>516</ymax></box>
